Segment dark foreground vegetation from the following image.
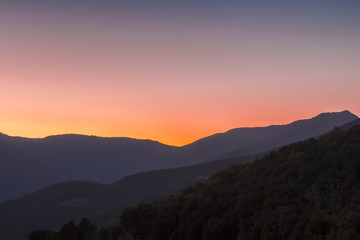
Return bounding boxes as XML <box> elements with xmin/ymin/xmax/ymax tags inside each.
<box><xmin>28</xmin><ymin>218</ymin><xmax>121</xmax><ymax>240</ymax></box>
<box><xmin>30</xmin><ymin>125</ymin><xmax>360</xmax><ymax>240</ymax></box>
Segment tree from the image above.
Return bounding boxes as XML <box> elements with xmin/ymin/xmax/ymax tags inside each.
<box><xmin>59</xmin><ymin>220</ymin><xmax>77</xmax><ymax>240</ymax></box>
<box><xmin>28</xmin><ymin>229</ymin><xmax>52</xmax><ymax>240</ymax></box>
<box><xmin>76</xmin><ymin>218</ymin><xmax>97</xmax><ymax>240</ymax></box>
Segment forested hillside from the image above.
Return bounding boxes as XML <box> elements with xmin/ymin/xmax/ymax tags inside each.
<box><xmin>120</xmin><ymin>126</ymin><xmax>360</xmax><ymax>240</ymax></box>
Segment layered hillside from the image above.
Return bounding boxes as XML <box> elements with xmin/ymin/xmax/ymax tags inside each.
<box><xmin>120</xmin><ymin>125</ymin><xmax>360</xmax><ymax>240</ymax></box>
<box><xmin>1</xmin><ymin>111</ymin><xmax>356</xmax><ymax>202</ymax></box>
<box><xmin>0</xmin><ymin>155</ymin><xmax>253</xmax><ymax>240</ymax></box>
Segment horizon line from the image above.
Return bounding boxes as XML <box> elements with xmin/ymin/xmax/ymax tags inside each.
<box><xmin>0</xmin><ymin>110</ymin><xmax>356</xmax><ymax>147</ymax></box>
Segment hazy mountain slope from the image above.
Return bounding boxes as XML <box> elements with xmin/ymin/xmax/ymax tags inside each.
<box><xmin>0</xmin><ymin>181</ymin><xmax>102</xmax><ymax>240</ymax></box>
<box><xmin>120</xmin><ymin>124</ymin><xmax>360</xmax><ymax>240</ymax></box>
<box><xmin>339</xmin><ymin>118</ymin><xmax>360</xmax><ymax>131</ymax></box>
<box><xmin>0</xmin><ymin>110</ymin><xmax>357</xmax><ymax>202</ymax></box>
<box><xmin>0</xmin><ymin>136</ymin><xmax>178</xmax><ymax>202</ymax></box>
<box><xmin>185</xmin><ymin>110</ymin><xmax>358</xmax><ymax>161</ymax></box>
<box><xmin>0</xmin><ymin>155</ymin><xmax>253</xmax><ymax>240</ymax></box>
<box><xmin>0</xmin><ymin>137</ymin><xmax>46</xmax><ymax>201</ymax></box>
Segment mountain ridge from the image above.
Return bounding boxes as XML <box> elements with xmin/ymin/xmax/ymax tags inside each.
<box><xmin>0</xmin><ymin>110</ymin><xmax>357</xmax><ymax>202</ymax></box>
<box><xmin>1</xmin><ymin>110</ymin><xmax>356</xmax><ymax>147</ymax></box>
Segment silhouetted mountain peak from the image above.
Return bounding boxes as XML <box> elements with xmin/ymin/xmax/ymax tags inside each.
<box><xmin>284</xmin><ymin>110</ymin><xmax>357</xmax><ymax>128</ymax></box>
<box><xmin>183</xmin><ymin>110</ymin><xmax>358</xmax><ymax>161</ymax></box>
<box><xmin>311</xmin><ymin>110</ymin><xmax>358</xmax><ymax>120</ymax></box>
<box><xmin>220</xmin><ymin>110</ymin><xmax>358</xmax><ymax>134</ymax></box>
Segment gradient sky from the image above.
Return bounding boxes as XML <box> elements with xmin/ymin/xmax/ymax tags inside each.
<box><xmin>1</xmin><ymin>0</ymin><xmax>359</xmax><ymax>146</ymax></box>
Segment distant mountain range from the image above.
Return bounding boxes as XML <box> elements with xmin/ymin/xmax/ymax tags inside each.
<box><xmin>0</xmin><ymin>111</ymin><xmax>359</xmax><ymax>240</ymax></box>
<box><xmin>0</xmin><ymin>110</ymin><xmax>357</xmax><ymax>203</ymax></box>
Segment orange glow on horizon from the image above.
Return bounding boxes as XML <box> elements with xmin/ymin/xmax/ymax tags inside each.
<box><xmin>0</xmin><ymin>3</ymin><xmax>359</xmax><ymax>146</ymax></box>
<box><xmin>0</xmin><ymin>107</ymin><xmax>357</xmax><ymax>147</ymax></box>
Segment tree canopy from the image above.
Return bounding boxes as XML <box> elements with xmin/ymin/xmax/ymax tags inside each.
<box><xmin>120</xmin><ymin>126</ymin><xmax>360</xmax><ymax>240</ymax></box>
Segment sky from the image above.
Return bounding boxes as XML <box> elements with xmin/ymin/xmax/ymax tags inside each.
<box><xmin>0</xmin><ymin>0</ymin><xmax>359</xmax><ymax>146</ymax></box>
